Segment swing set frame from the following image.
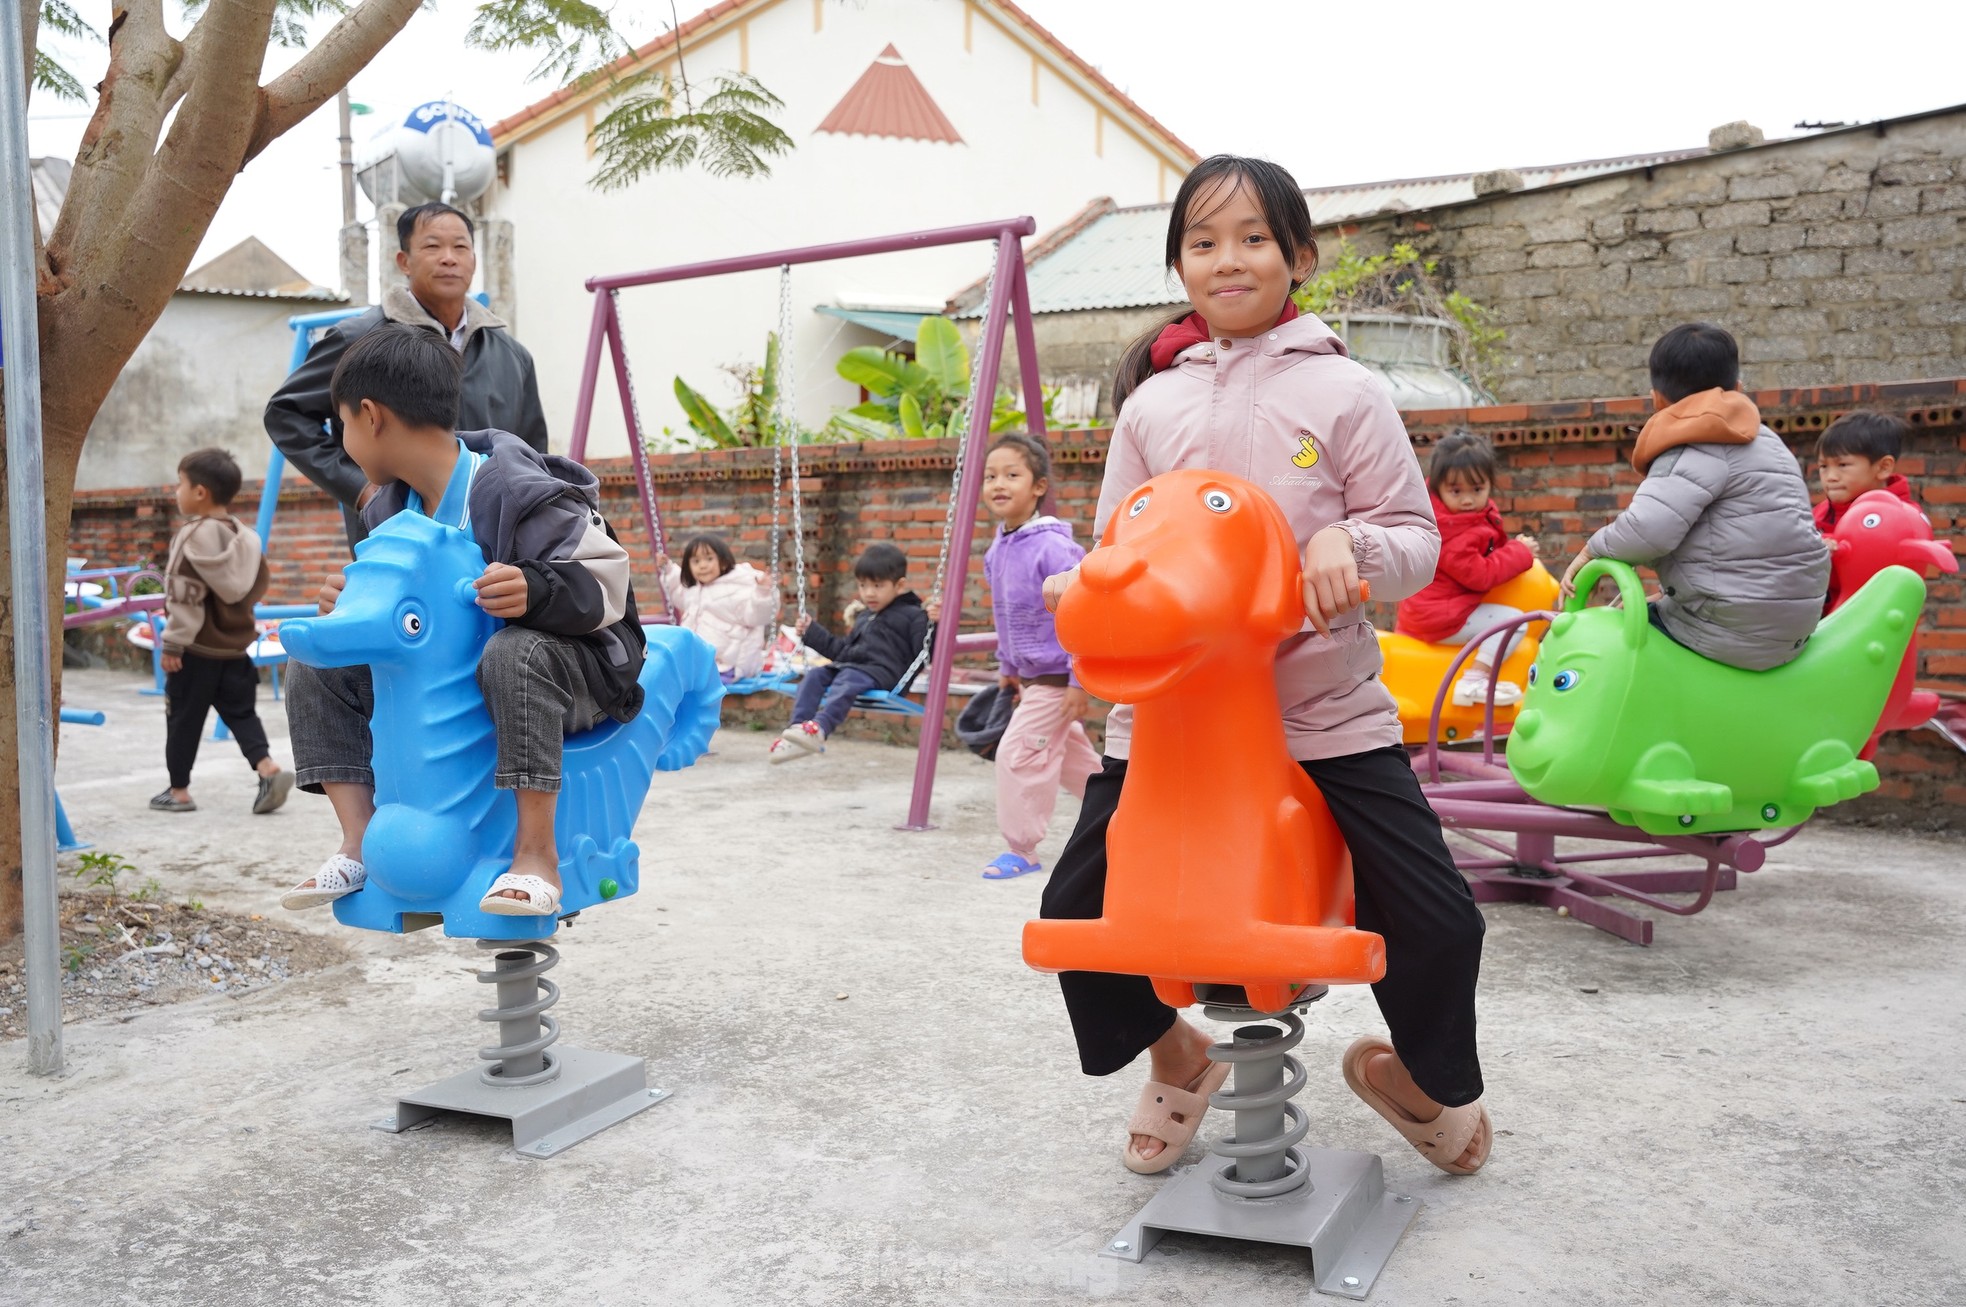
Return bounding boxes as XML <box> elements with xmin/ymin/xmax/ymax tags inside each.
<box><xmin>566</xmin><ymin>216</ymin><xmax>1048</xmax><ymax>830</ymax></box>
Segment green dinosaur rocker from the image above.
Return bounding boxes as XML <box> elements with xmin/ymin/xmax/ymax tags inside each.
<box><xmin>1506</xmin><ymin>559</ymin><xmax>1926</xmax><ymax>836</ymax></box>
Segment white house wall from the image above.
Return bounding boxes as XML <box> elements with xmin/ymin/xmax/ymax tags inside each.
<box><xmin>79</xmin><ymin>294</ymin><xmax>318</xmax><ymax>492</ymax></box>
<box><xmin>485</xmin><ymin>0</ymin><xmax>1180</xmax><ymax>458</ymax></box>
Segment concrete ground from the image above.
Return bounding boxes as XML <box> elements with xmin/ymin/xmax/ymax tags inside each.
<box><xmin>4</xmin><ymin>667</ymin><xmax>1964</xmax><ymax>1307</ymax></box>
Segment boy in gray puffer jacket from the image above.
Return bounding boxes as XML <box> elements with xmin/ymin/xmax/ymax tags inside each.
<box><xmin>1559</xmin><ymin>323</ymin><xmax>1828</xmax><ymax>671</ymax></box>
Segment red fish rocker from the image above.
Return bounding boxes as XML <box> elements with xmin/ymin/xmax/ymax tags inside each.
<box><xmin>1826</xmin><ymin>488</ymin><xmax>1959</xmax><ymax>757</ymax></box>
<box><xmin>1021</xmin><ymin>468</ymin><xmax>1384</xmax><ymax>1015</ymax></box>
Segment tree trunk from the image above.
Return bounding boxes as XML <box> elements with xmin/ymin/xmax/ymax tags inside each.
<box><xmin>0</xmin><ymin>395</ymin><xmax>75</xmax><ymax>941</ymax></box>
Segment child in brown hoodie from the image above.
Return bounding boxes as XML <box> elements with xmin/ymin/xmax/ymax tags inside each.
<box><xmin>1558</xmin><ymin>323</ymin><xmax>1828</xmax><ymax>670</ymax></box>
<box><xmin>152</xmin><ymin>448</ymin><xmax>294</xmax><ymax>814</ymax></box>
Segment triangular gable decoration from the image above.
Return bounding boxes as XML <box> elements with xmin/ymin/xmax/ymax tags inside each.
<box><xmin>815</xmin><ymin>44</ymin><xmax>963</xmax><ymax>145</ymax></box>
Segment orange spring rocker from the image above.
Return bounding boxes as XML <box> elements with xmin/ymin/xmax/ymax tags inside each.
<box><xmin>1021</xmin><ymin>469</ymin><xmax>1417</xmax><ymax>1295</ymax></box>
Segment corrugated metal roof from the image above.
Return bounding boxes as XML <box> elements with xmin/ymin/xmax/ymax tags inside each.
<box><xmin>957</xmin><ymin>147</ymin><xmax>1710</xmax><ymax>316</ymax></box>
<box><xmin>814</xmin><ymin>44</ymin><xmax>963</xmax><ymax>145</ymax></box>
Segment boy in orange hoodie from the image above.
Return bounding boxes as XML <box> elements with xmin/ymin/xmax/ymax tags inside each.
<box><xmin>1558</xmin><ymin>323</ymin><xmax>1828</xmax><ymax>671</ymax></box>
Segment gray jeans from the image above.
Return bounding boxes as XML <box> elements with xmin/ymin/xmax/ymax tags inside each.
<box><xmin>1440</xmin><ymin>603</ymin><xmax>1527</xmax><ymax>671</ymax></box>
<box><xmin>286</xmin><ymin>626</ymin><xmax>607</xmax><ymax>795</ymax></box>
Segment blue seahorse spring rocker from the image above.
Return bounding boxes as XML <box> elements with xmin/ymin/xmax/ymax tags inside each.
<box><xmin>279</xmin><ymin>511</ymin><xmax>723</xmax><ymax>1157</ymax></box>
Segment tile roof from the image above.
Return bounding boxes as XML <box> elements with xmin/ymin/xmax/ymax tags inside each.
<box><xmin>816</xmin><ymin>44</ymin><xmax>962</xmax><ymax>145</ymax></box>
<box><xmin>954</xmin><ymin>148</ymin><xmax>1722</xmax><ymax>316</ymax></box>
<box><xmin>487</xmin><ymin>0</ymin><xmax>1197</xmax><ymax>166</ymax></box>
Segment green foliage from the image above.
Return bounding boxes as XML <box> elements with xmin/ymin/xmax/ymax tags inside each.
<box><xmin>33</xmin><ymin>2</ymin><xmax>98</xmax><ymax>102</ymax></box>
<box><xmin>72</xmin><ymin>850</ymin><xmax>136</xmax><ymax>897</ymax></box>
<box><xmin>1293</xmin><ymin>240</ymin><xmax>1507</xmax><ymax>397</ymax></box>
<box><xmin>589</xmin><ymin>73</ymin><xmax>794</xmax><ymax>189</ymax></box>
<box><xmin>466</xmin><ymin>0</ymin><xmax>623</xmax><ymax>87</ymax></box>
<box><xmin>825</xmin><ymin>317</ymin><xmax>1026</xmax><ymax>442</ymax></box>
<box><xmin>62</xmin><ymin>941</ymin><xmax>92</xmax><ymax>973</ymax></box>
<box><xmin>669</xmin><ymin>332</ymin><xmax>818</xmax><ymax>450</ymax></box>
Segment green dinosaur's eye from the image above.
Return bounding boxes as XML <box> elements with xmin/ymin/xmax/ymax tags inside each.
<box><xmin>1551</xmin><ymin>669</ymin><xmax>1581</xmax><ymax>691</ymax></box>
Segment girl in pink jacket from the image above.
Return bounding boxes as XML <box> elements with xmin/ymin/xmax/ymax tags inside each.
<box><xmin>1038</xmin><ymin>156</ymin><xmax>1491</xmax><ymax>1180</ymax></box>
<box><xmin>658</xmin><ymin>533</ymin><xmax>779</xmax><ymax>681</ymax></box>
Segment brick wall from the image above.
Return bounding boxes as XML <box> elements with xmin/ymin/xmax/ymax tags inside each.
<box><xmin>67</xmin><ymin>380</ymin><xmax>1966</xmax><ymax>825</ymax></box>
<box><xmin>1340</xmin><ymin>110</ymin><xmax>1966</xmax><ymax>403</ymax></box>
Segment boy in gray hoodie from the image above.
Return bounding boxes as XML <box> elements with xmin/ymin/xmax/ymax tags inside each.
<box><xmin>1558</xmin><ymin>323</ymin><xmax>1829</xmax><ymax>671</ymax></box>
<box><xmin>152</xmin><ymin>448</ymin><xmax>295</xmax><ymax>815</ymax></box>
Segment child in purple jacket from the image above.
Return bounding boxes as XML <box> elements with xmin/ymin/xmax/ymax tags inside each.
<box><xmin>979</xmin><ymin>434</ymin><xmax>1100</xmax><ymax>880</ymax></box>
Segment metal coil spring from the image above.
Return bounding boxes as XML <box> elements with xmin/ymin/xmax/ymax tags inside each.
<box><xmin>476</xmin><ymin>938</ymin><xmax>561</xmax><ymax>1088</ymax></box>
<box><xmin>1200</xmin><ymin>1008</ymin><xmax>1312</xmax><ymax>1199</ymax></box>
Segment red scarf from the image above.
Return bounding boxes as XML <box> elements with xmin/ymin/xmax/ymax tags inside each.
<box><xmin>1150</xmin><ymin>300</ymin><xmax>1300</xmax><ymax>373</ymax></box>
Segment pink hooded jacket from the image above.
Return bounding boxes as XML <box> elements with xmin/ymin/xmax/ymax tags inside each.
<box><xmin>660</xmin><ymin>561</ymin><xmax>780</xmax><ymax>678</ymax></box>
<box><xmin>1094</xmin><ymin>312</ymin><xmax>1440</xmax><ymax>762</ymax></box>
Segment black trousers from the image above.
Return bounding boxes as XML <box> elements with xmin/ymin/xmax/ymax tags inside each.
<box><xmin>164</xmin><ymin>653</ymin><xmax>270</xmax><ymax>789</ymax></box>
<box><xmin>1037</xmin><ymin>745</ymin><xmax>1487</xmax><ymax>1108</ymax></box>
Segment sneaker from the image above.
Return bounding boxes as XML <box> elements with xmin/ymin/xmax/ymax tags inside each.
<box><xmin>766</xmin><ymin>737</ymin><xmax>803</xmax><ymax>765</ymax></box>
<box><xmin>148</xmin><ymin>789</ymin><xmax>196</xmax><ymax>812</ymax></box>
<box><xmin>1451</xmin><ymin>675</ymin><xmax>1523</xmax><ymax>708</ymax></box>
<box><xmin>252</xmin><ymin>769</ymin><xmax>295</xmax><ymax>815</ymax></box>
<box><xmin>781</xmin><ymin>721</ymin><xmax>827</xmax><ymax>755</ymax></box>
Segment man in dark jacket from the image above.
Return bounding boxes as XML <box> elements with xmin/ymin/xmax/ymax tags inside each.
<box><xmin>264</xmin><ymin>201</ymin><xmax>549</xmax><ymax>547</ymax></box>
<box><xmin>771</xmin><ymin>543</ymin><xmax>933</xmax><ymax>762</ymax></box>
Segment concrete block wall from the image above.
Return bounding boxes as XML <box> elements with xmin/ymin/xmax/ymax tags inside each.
<box><xmin>1343</xmin><ymin>111</ymin><xmax>1966</xmax><ymax>403</ymax></box>
<box><xmin>66</xmin><ymin>380</ymin><xmax>1966</xmax><ymax>825</ymax></box>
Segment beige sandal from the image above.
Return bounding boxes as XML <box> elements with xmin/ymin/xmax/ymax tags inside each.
<box><xmin>1342</xmin><ymin>1036</ymin><xmax>1491</xmax><ymax>1176</ymax></box>
<box><xmin>1122</xmin><ymin>1059</ymin><xmax>1232</xmax><ymax>1175</ymax></box>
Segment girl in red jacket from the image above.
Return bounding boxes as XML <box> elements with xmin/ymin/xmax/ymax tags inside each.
<box><xmin>1396</xmin><ymin>433</ymin><xmax>1540</xmax><ymax>705</ymax></box>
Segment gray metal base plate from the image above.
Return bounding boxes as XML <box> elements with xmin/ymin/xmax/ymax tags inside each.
<box><xmin>1103</xmin><ymin>1147</ymin><xmax>1419</xmax><ymax>1299</ymax></box>
<box><xmin>374</xmin><ymin>1045</ymin><xmax>667</xmax><ymax>1159</ymax></box>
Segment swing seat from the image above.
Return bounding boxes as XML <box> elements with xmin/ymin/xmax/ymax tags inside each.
<box><xmin>723</xmin><ymin>668</ymin><xmax>799</xmax><ymax>697</ymax></box>
<box><xmin>278</xmin><ymin>513</ymin><xmax>724</xmax><ymax>939</ymax></box>
<box><xmin>1507</xmin><ymin>558</ymin><xmax>1923</xmax><ymax>835</ymax></box>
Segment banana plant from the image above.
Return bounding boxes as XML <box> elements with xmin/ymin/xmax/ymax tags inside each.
<box><xmin>672</xmin><ymin>332</ymin><xmax>793</xmax><ymax>448</ymax></box>
<box><xmin>826</xmin><ymin>316</ymin><xmax>1025</xmax><ymax>441</ymax></box>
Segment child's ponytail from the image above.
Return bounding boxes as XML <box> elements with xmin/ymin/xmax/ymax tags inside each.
<box><xmin>1112</xmin><ymin>311</ymin><xmax>1191</xmax><ymax>417</ymax></box>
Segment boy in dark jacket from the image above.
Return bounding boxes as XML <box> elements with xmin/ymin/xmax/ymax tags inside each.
<box><xmin>772</xmin><ymin>543</ymin><xmax>931</xmax><ymax>762</ymax></box>
<box><xmin>152</xmin><ymin>447</ymin><xmax>295</xmax><ymax>815</ymax></box>
<box><xmin>280</xmin><ymin>325</ymin><xmax>644</xmax><ymax>919</ymax></box>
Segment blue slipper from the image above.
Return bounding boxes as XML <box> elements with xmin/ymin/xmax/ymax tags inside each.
<box><xmin>982</xmin><ymin>853</ymin><xmax>1043</xmax><ymax>880</ymax></box>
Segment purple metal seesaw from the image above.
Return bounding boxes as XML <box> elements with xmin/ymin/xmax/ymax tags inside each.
<box><xmin>1413</xmin><ymin>610</ymin><xmax>1803</xmax><ymax>947</ymax></box>
<box><xmin>565</xmin><ymin>218</ymin><xmax>1049</xmax><ymax>831</ymax></box>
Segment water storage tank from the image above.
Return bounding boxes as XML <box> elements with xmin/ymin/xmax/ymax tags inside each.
<box><xmin>356</xmin><ymin>101</ymin><xmax>497</xmax><ymax>208</ymax></box>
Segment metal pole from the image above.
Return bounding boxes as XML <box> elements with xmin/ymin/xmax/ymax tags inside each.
<box><xmin>567</xmin><ymin>291</ymin><xmax>610</xmax><ymax>465</ymax></box>
<box><xmin>1</xmin><ymin>0</ymin><xmax>65</xmax><ymax>1076</ymax></box>
<box><xmin>901</xmin><ymin>230</ymin><xmax>1021</xmax><ymax>830</ymax></box>
<box><xmin>586</xmin><ymin>216</ymin><xmax>1037</xmax><ymax>292</ymax></box>
<box><xmin>337</xmin><ymin>89</ymin><xmax>357</xmax><ymax>227</ymax></box>
<box><xmin>1009</xmin><ymin>251</ymin><xmax>1048</xmax><ymax>440</ymax></box>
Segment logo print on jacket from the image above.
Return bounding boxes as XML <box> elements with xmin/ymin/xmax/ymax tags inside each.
<box><xmin>1291</xmin><ymin>433</ymin><xmax>1321</xmax><ymax>469</ymax></box>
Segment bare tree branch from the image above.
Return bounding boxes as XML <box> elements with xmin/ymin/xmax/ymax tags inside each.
<box><xmin>43</xmin><ymin>2</ymin><xmax>182</xmax><ymax>285</ymax></box>
<box><xmin>246</xmin><ymin>0</ymin><xmax>420</xmax><ymax>164</ymax></box>
<box><xmin>19</xmin><ymin>2</ymin><xmax>39</xmax><ymax>109</ymax></box>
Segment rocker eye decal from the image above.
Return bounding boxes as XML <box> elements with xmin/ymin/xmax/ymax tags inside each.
<box><xmin>1527</xmin><ymin>663</ymin><xmax>1538</xmax><ymax>686</ymax></box>
<box><xmin>401</xmin><ymin>612</ymin><xmax>425</xmax><ymax>638</ymax></box>
<box><xmin>1861</xmin><ymin>512</ymin><xmax>1883</xmax><ymax>529</ymax></box>
<box><xmin>1551</xmin><ymin>669</ymin><xmax>1581</xmax><ymax>692</ymax></box>
<box><xmin>1128</xmin><ymin>495</ymin><xmax>1150</xmax><ymax>518</ymax></box>
<box><xmin>1203</xmin><ymin>489</ymin><xmax>1234</xmax><ymax>513</ymax></box>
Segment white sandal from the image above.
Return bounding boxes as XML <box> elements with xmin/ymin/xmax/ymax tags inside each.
<box><xmin>479</xmin><ymin>872</ymin><xmax>562</xmax><ymax>917</ymax></box>
<box><xmin>281</xmin><ymin>854</ymin><xmax>366</xmax><ymax>910</ymax></box>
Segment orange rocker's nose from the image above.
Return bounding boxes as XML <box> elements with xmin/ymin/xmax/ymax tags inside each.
<box><xmin>1080</xmin><ymin>544</ymin><xmax>1146</xmax><ymax>592</ymax></box>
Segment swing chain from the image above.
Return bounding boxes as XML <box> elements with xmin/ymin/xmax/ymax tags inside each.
<box><xmin>613</xmin><ymin>290</ymin><xmax>677</xmax><ymax>621</ymax></box>
<box><xmin>775</xmin><ymin>263</ymin><xmax>809</xmax><ymax>628</ymax></box>
<box><xmin>893</xmin><ymin>237</ymin><xmax>1001</xmax><ymax>694</ymax></box>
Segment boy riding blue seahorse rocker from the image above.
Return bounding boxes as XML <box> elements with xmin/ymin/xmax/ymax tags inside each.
<box><xmin>280</xmin><ymin>323</ymin><xmax>649</xmax><ymax>920</ymax></box>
